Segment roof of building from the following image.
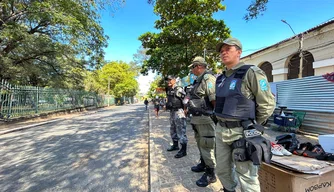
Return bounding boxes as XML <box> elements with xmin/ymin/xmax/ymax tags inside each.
<box><xmin>241</xmin><ymin>19</ymin><xmax>334</xmax><ymax>59</ymax></box>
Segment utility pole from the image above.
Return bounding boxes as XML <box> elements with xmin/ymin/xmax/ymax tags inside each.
<box><xmin>203</xmin><ymin>48</ymin><xmax>206</xmax><ymax>60</ymax></box>
<box><xmin>298</xmin><ymin>34</ymin><xmax>304</xmax><ymax>78</ymax></box>
<box><xmin>281</xmin><ymin>19</ymin><xmax>303</xmax><ymax>79</ymax></box>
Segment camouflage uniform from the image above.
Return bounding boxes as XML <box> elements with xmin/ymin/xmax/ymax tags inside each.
<box><xmin>166</xmin><ymin>83</ymin><xmax>188</xmax><ymax>158</ymax></box>
<box><xmin>169</xmin><ymin>86</ymin><xmax>188</xmax><ymax>145</ymax></box>
<box><xmin>215</xmin><ymin>62</ymin><xmax>275</xmax><ymax>192</ymax></box>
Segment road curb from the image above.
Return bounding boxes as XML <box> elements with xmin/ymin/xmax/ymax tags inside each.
<box><xmin>0</xmin><ymin>119</ymin><xmax>62</xmax><ymax>135</ymax></box>
<box><xmin>148</xmin><ymin>108</ymin><xmax>160</xmax><ymax>192</ymax></box>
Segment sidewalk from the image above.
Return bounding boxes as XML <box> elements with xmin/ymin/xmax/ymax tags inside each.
<box><xmin>148</xmin><ymin>107</ymin><xmax>223</xmax><ymax>192</ymax></box>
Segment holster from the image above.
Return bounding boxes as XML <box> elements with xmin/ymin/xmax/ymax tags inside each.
<box><xmin>232</xmin><ymin>138</ymin><xmax>249</xmax><ymax>162</ymax></box>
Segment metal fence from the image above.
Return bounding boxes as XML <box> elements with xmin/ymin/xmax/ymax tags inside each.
<box><xmin>272</xmin><ymin>75</ymin><xmax>334</xmax><ymax>134</ymax></box>
<box><xmin>0</xmin><ymin>79</ymin><xmax>115</xmax><ymax>120</ymax></box>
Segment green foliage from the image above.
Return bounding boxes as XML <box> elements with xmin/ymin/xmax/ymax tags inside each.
<box><xmin>0</xmin><ymin>0</ymin><xmax>124</xmax><ymax>88</ymax></box>
<box><xmin>84</xmin><ymin>61</ymin><xmax>139</xmax><ymax>98</ymax></box>
<box><xmin>148</xmin><ymin>0</ymin><xmax>270</xmax><ymax>22</ymax></box>
<box><xmin>146</xmin><ymin>75</ymin><xmax>166</xmax><ymax>99</ymax></box>
<box><xmin>244</xmin><ymin>0</ymin><xmax>269</xmax><ymax>21</ymax></box>
<box><xmin>140</xmin><ymin>0</ymin><xmax>230</xmax><ymax>77</ymax></box>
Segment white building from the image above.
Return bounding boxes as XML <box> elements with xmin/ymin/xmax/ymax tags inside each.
<box><xmin>241</xmin><ymin>20</ymin><xmax>334</xmax><ymax>134</ymax></box>
<box><xmin>241</xmin><ymin>20</ymin><xmax>334</xmax><ymax>82</ymax></box>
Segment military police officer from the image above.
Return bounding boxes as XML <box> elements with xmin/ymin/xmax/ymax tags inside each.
<box><xmin>187</xmin><ymin>56</ymin><xmax>217</xmax><ymax>187</ymax></box>
<box><xmin>165</xmin><ymin>75</ymin><xmax>188</xmax><ymax>158</ymax></box>
<box><xmin>215</xmin><ymin>38</ymin><xmax>275</xmax><ymax>192</ymax></box>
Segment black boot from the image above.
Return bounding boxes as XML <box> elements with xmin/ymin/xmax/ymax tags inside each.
<box><xmin>222</xmin><ymin>188</ymin><xmax>236</xmax><ymax>192</ymax></box>
<box><xmin>175</xmin><ymin>143</ymin><xmax>187</xmax><ymax>158</ymax></box>
<box><xmin>196</xmin><ymin>167</ymin><xmax>217</xmax><ymax>187</ymax></box>
<box><xmin>167</xmin><ymin>141</ymin><xmax>179</xmax><ymax>151</ymax></box>
<box><xmin>191</xmin><ymin>157</ymin><xmax>206</xmax><ymax>172</ymax></box>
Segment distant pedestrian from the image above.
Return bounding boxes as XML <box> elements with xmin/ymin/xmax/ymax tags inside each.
<box><xmin>154</xmin><ymin>96</ymin><xmax>160</xmax><ymax>117</ymax></box>
<box><xmin>144</xmin><ymin>98</ymin><xmax>149</xmax><ymax>110</ymax></box>
<box><xmin>160</xmin><ymin>99</ymin><xmax>166</xmax><ymax>112</ymax></box>
<box><xmin>165</xmin><ymin>75</ymin><xmax>188</xmax><ymax>158</ymax></box>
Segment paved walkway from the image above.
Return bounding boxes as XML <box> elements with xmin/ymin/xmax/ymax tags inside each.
<box><xmin>149</xmin><ymin>107</ymin><xmax>224</xmax><ymax>192</ymax></box>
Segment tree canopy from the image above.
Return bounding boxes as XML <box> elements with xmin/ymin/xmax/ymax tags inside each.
<box><xmin>148</xmin><ymin>0</ymin><xmax>270</xmax><ymax>22</ymax></box>
<box><xmin>146</xmin><ymin>75</ymin><xmax>166</xmax><ymax>99</ymax></box>
<box><xmin>139</xmin><ymin>0</ymin><xmax>230</xmax><ymax>77</ymax></box>
<box><xmin>84</xmin><ymin>60</ymin><xmax>139</xmax><ymax>98</ymax></box>
<box><xmin>0</xmin><ymin>0</ymin><xmax>124</xmax><ymax>88</ymax></box>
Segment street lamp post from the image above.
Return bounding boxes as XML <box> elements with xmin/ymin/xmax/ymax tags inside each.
<box><xmin>281</xmin><ymin>19</ymin><xmax>304</xmax><ymax>79</ymax></box>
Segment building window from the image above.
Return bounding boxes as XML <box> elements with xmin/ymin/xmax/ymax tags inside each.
<box><xmin>287</xmin><ymin>51</ymin><xmax>314</xmax><ymax>79</ymax></box>
<box><xmin>259</xmin><ymin>62</ymin><xmax>273</xmax><ymax>82</ymax></box>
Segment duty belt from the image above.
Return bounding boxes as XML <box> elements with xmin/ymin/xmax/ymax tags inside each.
<box><xmin>218</xmin><ymin>120</ymin><xmax>242</xmax><ymax>128</ymax></box>
<box><xmin>171</xmin><ymin>108</ymin><xmax>182</xmax><ymax>111</ymax></box>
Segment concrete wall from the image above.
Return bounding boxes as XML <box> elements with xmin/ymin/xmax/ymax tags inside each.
<box><xmin>241</xmin><ymin>22</ymin><xmax>334</xmax><ymax>82</ymax></box>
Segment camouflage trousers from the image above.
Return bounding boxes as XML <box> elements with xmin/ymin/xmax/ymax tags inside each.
<box><xmin>169</xmin><ymin>109</ymin><xmax>188</xmax><ymax>144</ymax></box>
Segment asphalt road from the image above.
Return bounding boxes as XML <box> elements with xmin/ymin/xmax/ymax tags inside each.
<box><xmin>0</xmin><ymin>104</ymin><xmax>149</xmax><ymax>192</ymax></box>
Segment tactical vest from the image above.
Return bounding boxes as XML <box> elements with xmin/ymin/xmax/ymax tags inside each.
<box><xmin>215</xmin><ymin>65</ymin><xmax>256</xmax><ymax>120</ymax></box>
<box><xmin>166</xmin><ymin>86</ymin><xmax>183</xmax><ymax>110</ymax></box>
<box><xmin>188</xmin><ymin>71</ymin><xmax>214</xmax><ymax>116</ymax></box>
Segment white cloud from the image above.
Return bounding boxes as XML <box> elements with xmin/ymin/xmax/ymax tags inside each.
<box><xmin>137</xmin><ymin>70</ymin><xmax>156</xmax><ymax>95</ymax></box>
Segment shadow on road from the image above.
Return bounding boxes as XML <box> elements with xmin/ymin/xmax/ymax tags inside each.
<box><xmin>0</xmin><ymin>104</ymin><xmax>149</xmax><ymax>192</ymax></box>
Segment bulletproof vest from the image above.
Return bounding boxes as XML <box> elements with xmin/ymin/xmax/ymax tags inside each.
<box><xmin>188</xmin><ymin>71</ymin><xmax>214</xmax><ymax>116</ymax></box>
<box><xmin>166</xmin><ymin>86</ymin><xmax>183</xmax><ymax>110</ymax></box>
<box><xmin>215</xmin><ymin>65</ymin><xmax>256</xmax><ymax>120</ymax></box>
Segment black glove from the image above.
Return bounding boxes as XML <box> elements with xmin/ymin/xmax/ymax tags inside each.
<box><xmin>246</xmin><ymin>136</ymin><xmax>272</xmax><ymax>165</ymax></box>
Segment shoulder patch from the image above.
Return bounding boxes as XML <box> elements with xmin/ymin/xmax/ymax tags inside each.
<box><xmin>259</xmin><ymin>79</ymin><xmax>268</xmax><ymax>91</ymax></box>
<box><xmin>203</xmin><ymin>74</ymin><xmax>209</xmax><ymax>80</ymax></box>
<box><xmin>207</xmin><ymin>82</ymin><xmax>213</xmax><ymax>89</ymax></box>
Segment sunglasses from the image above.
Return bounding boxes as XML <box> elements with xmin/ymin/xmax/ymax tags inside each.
<box><xmin>191</xmin><ymin>64</ymin><xmax>200</xmax><ymax>69</ymax></box>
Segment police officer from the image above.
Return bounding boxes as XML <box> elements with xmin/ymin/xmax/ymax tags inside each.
<box><xmin>187</xmin><ymin>56</ymin><xmax>217</xmax><ymax>187</ymax></box>
<box><xmin>215</xmin><ymin>38</ymin><xmax>275</xmax><ymax>192</ymax></box>
<box><xmin>165</xmin><ymin>75</ymin><xmax>188</xmax><ymax>158</ymax></box>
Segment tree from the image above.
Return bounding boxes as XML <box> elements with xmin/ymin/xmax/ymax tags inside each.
<box><xmin>244</xmin><ymin>0</ymin><xmax>269</xmax><ymax>21</ymax></box>
<box><xmin>85</xmin><ymin>61</ymin><xmax>139</xmax><ymax>97</ymax></box>
<box><xmin>139</xmin><ymin>0</ymin><xmax>230</xmax><ymax>77</ymax></box>
<box><xmin>148</xmin><ymin>0</ymin><xmax>270</xmax><ymax>22</ymax></box>
<box><xmin>146</xmin><ymin>76</ymin><xmax>165</xmax><ymax>99</ymax></box>
<box><xmin>133</xmin><ymin>46</ymin><xmax>151</xmax><ymax>75</ymax></box>
<box><xmin>0</xmin><ymin>0</ymin><xmax>124</xmax><ymax>87</ymax></box>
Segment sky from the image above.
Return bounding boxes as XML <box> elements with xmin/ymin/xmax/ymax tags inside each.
<box><xmin>100</xmin><ymin>0</ymin><xmax>334</xmax><ymax>94</ymax></box>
